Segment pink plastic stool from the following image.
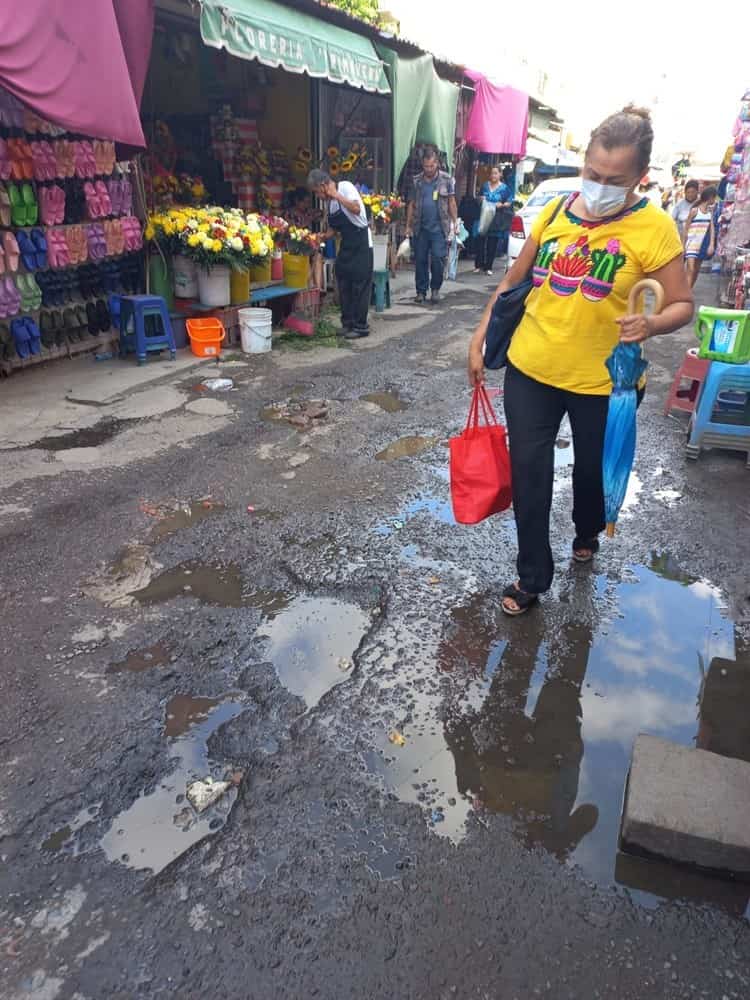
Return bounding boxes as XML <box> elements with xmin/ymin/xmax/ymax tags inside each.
<box><xmin>664</xmin><ymin>347</ymin><xmax>711</xmax><ymax>416</ymax></box>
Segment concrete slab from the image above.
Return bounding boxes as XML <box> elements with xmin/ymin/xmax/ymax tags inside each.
<box><xmin>621</xmin><ymin>733</ymin><xmax>750</xmax><ymax>876</ymax></box>
<box><xmin>0</xmin><ymin>350</ymin><xmax>207</xmax><ymax>449</ymax></box>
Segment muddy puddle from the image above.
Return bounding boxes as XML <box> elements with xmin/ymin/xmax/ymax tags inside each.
<box><xmin>100</xmin><ymin>699</ymin><xmax>244</xmax><ymax>874</ymax></box>
<box><xmin>375</xmin><ymin>436</ymin><xmax>436</xmax><ymax>461</ymax></box>
<box><xmin>132</xmin><ymin>562</ymin><xmax>245</xmax><ymax>607</ymax></box>
<box><xmin>26</xmin><ymin>418</ymin><xmax>134</xmax><ymax>452</ymax></box>
<box><xmin>130</xmin><ymin>562</ymin><xmax>288</xmax><ymax>615</ymax></box>
<box><xmin>260</xmin><ymin>596</ymin><xmax>371</xmax><ymax>708</ymax></box>
<box><xmin>148</xmin><ymin>500</ymin><xmax>225</xmax><ymax>541</ymax></box>
<box><xmin>41</xmin><ymin>802</ymin><xmax>101</xmax><ymax>854</ymax></box>
<box><xmin>361</xmin><ymin>391</ymin><xmax>409</xmax><ymax>413</ymax></box>
<box><xmin>109</xmin><ymin>641</ymin><xmax>172</xmax><ymax>674</ymax></box>
<box><xmin>363</xmin><ymin>560</ymin><xmax>750</xmax><ymax>916</ymax></box>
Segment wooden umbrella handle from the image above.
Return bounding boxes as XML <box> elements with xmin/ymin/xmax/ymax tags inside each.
<box><xmin>627</xmin><ymin>278</ymin><xmax>665</xmax><ymax>315</ymax></box>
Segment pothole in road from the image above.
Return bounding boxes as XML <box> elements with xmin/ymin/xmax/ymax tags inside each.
<box><xmin>361</xmin><ymin>391</ymin><xmax>409</xmax><ymax>413</ymax></box>
<box><xmin>362</xmin><ymin>560</ymin><xmax>750</xmax><ymax>917</ymax></box>
<box><xmin>260</xmin><ymin>596</ymin><xmax>372</xmax><ymax>709</ymax></box>
<box><xmin>375</xmin><ymin>436</ymin><xmax>437</xmax><ymax>461</ymax></box>
<box><xmin>108</xmin><ymin>641</ymin><xmax>172</xmax><ymax>674</ymax></box>
<box><xmin>130</xmin><ymin>561</ymin><xmax>290</xmax><ymax>614</ymax></box>
<box><xmin>100</xmin><ymin>698</ymin><xmax>244</xmax><ymax>874</ymax></box>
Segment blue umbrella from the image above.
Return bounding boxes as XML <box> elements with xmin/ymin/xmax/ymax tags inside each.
<box><xmin>603</xmin><ymin>279</ymin><xmax>664</xmax><ymax>537</ymax></box>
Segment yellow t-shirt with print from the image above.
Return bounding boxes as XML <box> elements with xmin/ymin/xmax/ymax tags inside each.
<box><xmin>507</xmin><ymin>196</ymin><xmax>684</xmax><ymax>395</ymax></box>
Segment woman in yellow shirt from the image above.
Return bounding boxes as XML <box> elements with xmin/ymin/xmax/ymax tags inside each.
<box><xmin>468</xmin><ymin>106</ymin><xmax>694</xmax><ymax>616</ymax></box>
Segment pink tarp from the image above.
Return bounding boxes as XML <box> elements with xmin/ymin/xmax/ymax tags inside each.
<box><xmin>0</xmin><ymin>0</ymin><xmax>154</xmax><ymax>147</ymax></box>
<box><xmin>464</xmin><ymin>69</ymin><xmax>528</xmax><ymax>156</ymax></box>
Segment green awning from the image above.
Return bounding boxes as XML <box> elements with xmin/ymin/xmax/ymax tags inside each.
<box><xmin>200</xmin><ymin>0</ymin><xmax>391</xmax><ymax>95</ymax></box>
<box><xmin>377</xmin><ymin>46</ymin><xmax>458</xmax><ymax>179</ymax></box>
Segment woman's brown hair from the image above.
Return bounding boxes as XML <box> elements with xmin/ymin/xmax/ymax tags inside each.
<box><xmin>587</xmin><ymin>104</ymin><xmax>654</xmax><ymax>175</ymax></box>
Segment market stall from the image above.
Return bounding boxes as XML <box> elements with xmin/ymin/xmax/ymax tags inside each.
<box><xmin>719</xmin><ymin>89</ymin><xmax>750</xmax><ymax>308</ymax></box>
<box><xmin>141</xmin><ymin>0</ymin><xmax>395</xmax><ymax>317</ymax></box>
<box><xmin>0</xmin><ymin>0</ymin><xmax>152</xmax><ymax>374</ymax></box>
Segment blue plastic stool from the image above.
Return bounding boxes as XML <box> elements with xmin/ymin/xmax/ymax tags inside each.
<box><xmin>687</xmin><ymin>360</ymin><xmax>750</xmax><ymax>468</ymax></box>
<box><xmin>118</xmin><ymin>294</ymin><xmax>176</xmax><ymax>365</ymax></box>
<box><xmin>371</xmin><ymin>269</ymin><xmax>391</xmax><ymax>313</ymax></box>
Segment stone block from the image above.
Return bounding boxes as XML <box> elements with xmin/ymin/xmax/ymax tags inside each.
<box><xmin>621</xmin><ymin>733</ymin><xmax>750</xmax><ymax>876</ymax></box>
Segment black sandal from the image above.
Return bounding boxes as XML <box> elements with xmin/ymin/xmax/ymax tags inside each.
<box><xmin>572</xmin><ymin>537</ymin><xmax>600</xmax><ymax>564</ymax></box>
<box><xmin>502</xmin><ymin>583</ymin><xmax>539</xmax><ymax>617</ymax></box>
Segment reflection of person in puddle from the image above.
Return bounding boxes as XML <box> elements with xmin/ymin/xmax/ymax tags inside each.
<box><xmin>442</xmin><ymin>608</ymin><xmax>598</xmax><ymax>859</ymax></box>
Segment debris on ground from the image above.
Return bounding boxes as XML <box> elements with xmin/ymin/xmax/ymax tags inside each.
<box><xmin>389</xmin><ymin>730</ymin><xmax>406</xmax><ymax>747</ymax></box>
<box><xmin>265</xmin><ymin>398</ymin><xmax>329</xmax><ymax>431</ymax></box>
<box><xmin>186</xmin><ymin>777</ymin><xmax>232</xmax><ymax>813</ymax></box>
<box><xmin>337</xmin><ymin>657</ymin><xmax>353</xmax><ymax>672</ymax></box>
<box><xmin>202</xmin><ymin>378</ymin><xmax>234</xmax><ymax>391</ymax></box>
<box><xmin>83</xmin><ymin>543</ymin><xmax>160</xmax><ymax>608</ymax></box>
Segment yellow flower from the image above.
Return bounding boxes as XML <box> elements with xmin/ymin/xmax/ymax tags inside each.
<box><xmin>187</xmin><ymin>233</ymin><xmax>200</xmax><ymax>247</ymax></box>
<box><xmin>212</xmin><ymin>239</ymin><xmax>222</xmax><ymax>252</ymax></box>
<box><xmin>144</xmin><ymin>223</ymin><xmax>155</xmax><ymax>241</ymax></box>
<box><xmin>297</xmin><ymin>146</ymin><xmax>312</xmax><ymax>162</ymax></box>
<box><xmin>329</xmin><ymin>162</ymin><xmax>340</xmax><ymax>176</ymax></box>
<box><xmin>327</xmin><ymin>146</ymin><xmax>340</xmax><ymax>159</ymax></box>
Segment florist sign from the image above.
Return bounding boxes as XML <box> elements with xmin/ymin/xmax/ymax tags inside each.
<box><xmin>201</xmin><ymin>2</ymin><xmax>390</xmax><ymax>95</ymax></box>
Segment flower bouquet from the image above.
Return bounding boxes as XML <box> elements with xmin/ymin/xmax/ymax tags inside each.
<box><xmin>285</xmin><ymin>226</ymin><xmax>324</xmax><ymax>257</ymax></box>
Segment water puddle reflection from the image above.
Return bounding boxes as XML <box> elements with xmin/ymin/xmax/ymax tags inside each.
<box><xmin>100</xmin><ymin>698</ymin><xmax>244</xmax><ymax>874</ymax></box>
<box><xmin>260</xmin><ymin>596</ymin><xmax>371</xmax><ymax>708</ymax></box>
<box><xmin>366</xmin><ymin>561</ymin><xmax>749</xmax><ymax>915</ymax></box>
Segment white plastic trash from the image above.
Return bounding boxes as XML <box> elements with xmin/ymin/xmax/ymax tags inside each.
<box><xmin>239</xmin><ymin>308</ymin><xmax>273</xmax><ymax>354</ymax></box>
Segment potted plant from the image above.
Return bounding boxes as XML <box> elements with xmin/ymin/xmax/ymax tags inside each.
<box><xmin>178</xmin><ymin>208</ymin><xmax>274</xmax><ymax>307</ymax></box>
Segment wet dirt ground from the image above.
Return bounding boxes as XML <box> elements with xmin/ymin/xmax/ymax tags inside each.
<box><xmin>1</xmin><ymin>269</ymin><xmax>749</xmax><ymax>999</ymax></box>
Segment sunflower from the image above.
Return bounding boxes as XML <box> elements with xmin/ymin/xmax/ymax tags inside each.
<box><xmin>327</xmin><ymin>145</ymin><xmax>340</xmax><ymax>159</ymax></box>
<box><xmin>340</xmin><ymin>158</ymin><xmax>355</xmax><ymax>172</ymax></box>
<box><xmin>329</xmin><ymin>162</ymin><xmax>340</xmax><ymax>176</ymax></box>
<box><xmin>297</xmin><ymin>146</ymin><xmax>312</xmax><ymax>162</ymax></box>
<box><xmin>294</xmin><ymin>160</ymin><xmax>307</xmax><ymax>173</ymax></box>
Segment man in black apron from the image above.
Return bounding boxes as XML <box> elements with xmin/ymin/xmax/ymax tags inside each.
<box><xmin>308</xmin><ymin>169</ymin><xmax>373</xmax><ymax>339</ymax></box>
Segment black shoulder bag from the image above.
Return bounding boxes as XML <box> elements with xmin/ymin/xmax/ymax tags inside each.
<box><xmin>483</xmin><ymin>195</ymin><xmax>566</xmax><ymax>369</ymax></box>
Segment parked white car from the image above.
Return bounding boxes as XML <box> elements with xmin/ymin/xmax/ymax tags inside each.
<box><xmin>507</xmin><ymin>176</ymin><xmax>582</xmax><ymax>266</ymax></box>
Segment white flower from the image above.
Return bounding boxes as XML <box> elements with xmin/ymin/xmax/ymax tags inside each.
<box><xmin>230</xmin><ymin>236</ymin><xmax>243</xmax><ymax>251</ymax></box>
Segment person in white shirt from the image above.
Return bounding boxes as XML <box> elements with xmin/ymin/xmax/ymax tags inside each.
<box><xmin>671</xmin><ymin>179</ymin><xmax>699</xmax><ymax>238</ymax></box>
<box><xmin>308</xmin><ymin>169</ymin><xmax>373</xmax><ymax>339</ymax></box>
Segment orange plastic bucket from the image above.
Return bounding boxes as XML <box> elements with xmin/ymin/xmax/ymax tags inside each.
<box><xmin>186</xmin><ymin>317</ymin><xmax>225</xmax><ymax>358</ymax></box>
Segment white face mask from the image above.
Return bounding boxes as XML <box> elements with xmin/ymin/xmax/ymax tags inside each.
<box><xmin>581</xmin><ymin>178</ymin><xmax>631</xmax><ymax>217</ymax></box>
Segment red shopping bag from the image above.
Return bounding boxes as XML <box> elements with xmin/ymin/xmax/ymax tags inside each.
<box><xmin>449</xmin><ymin>385</ymin><xmax>512</xmax><ymax>525</ymax></box>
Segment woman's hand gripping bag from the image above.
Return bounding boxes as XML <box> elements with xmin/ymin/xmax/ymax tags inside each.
<box><xmin>449</xmin><ymin>386</ymin><xmax>512</xmax><ymax>524</ymax></box>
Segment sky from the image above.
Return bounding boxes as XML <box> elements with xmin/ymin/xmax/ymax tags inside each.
<box><xmin>386</xmin><ymin>0</ymin><xmax>748</xmax><ymax>164</ymax></box>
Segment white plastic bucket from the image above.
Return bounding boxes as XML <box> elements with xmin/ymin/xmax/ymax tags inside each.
<box><xmin>372</xmin><ymin>234</ymin><xmax>389</xmax><ymax>271</ymax></box>
<box><xmin>173</xmin><ymin>255</ymin><xmax>198</xmax><ymax>298</ymax></box>
<box><xmin>198</xmin><ymin>265</ymin><xmax>231</xmax><ymax>307</ymax></box>
<box><xmin>239</xmin><ymin>307</ymin><xmax>272</xmax><ymax>354</ymax></box>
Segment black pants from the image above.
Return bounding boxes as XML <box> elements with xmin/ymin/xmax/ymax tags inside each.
<box><xmin>337</xmin><ymin>253</ymin><xmax>373</xmax><ymax>333</ymax></box>
<box><xmin>476</xmin><ymin>234</ymin><xmax>499</xmax><ymax>271</ymax></box>
<box><xmin>503</xmin><ymin>362</ymin><xmax>610</xmax><ymax>595</ymax></box>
